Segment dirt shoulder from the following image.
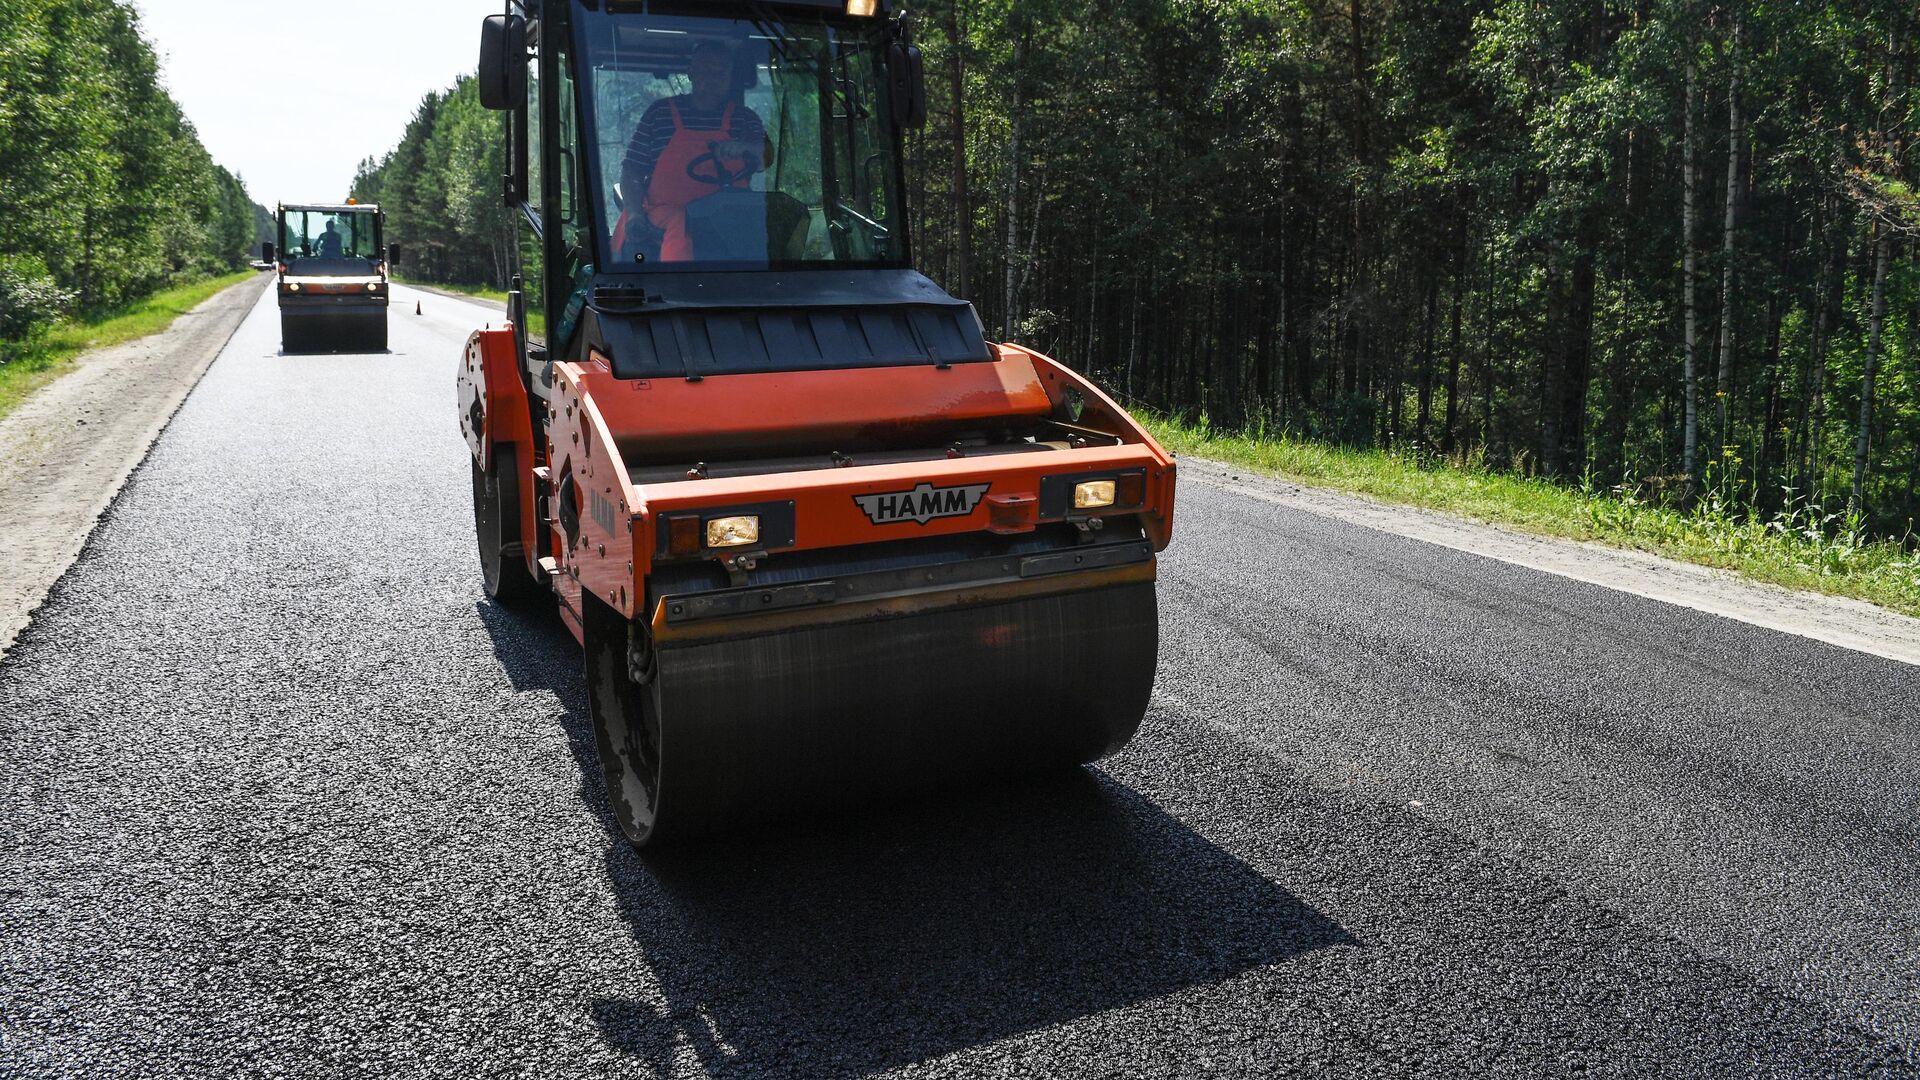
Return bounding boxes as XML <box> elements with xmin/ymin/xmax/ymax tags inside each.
<box><xmin>1185</xmin><ymin>457</ymin><xmax>1920</xmax><ymax>667</ymax></box>
<box><xmin>0</xmin><ymin>274</ymin><xmax>270</xmax><ymax>658</ymax></box>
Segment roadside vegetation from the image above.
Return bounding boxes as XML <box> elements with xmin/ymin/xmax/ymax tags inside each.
<box><xmin>394</xmin><ymin>277</ymin><xmax>547</xmax><ymax>340</ymax></box>
<box><xmin>0</xmin><ymin>2</ymin><xmax>264</xmax><ymax>376</ymax></box>
<box><xmin>0</xmin><ymin>271</ymin><xmax>256</xmax><ymax>422</ymax></box>
<box><xmin>352</xmin><ymin>79</ymin><xmax>512</xmax><ymax>287</ymax></box>
<box><xmin>1150</xmin><ymin>417</ymin><xmax>1920</xmax><ymax>619</ymax></box>
<box><xmin>398</xmin><ymin>277</ymin><xmax>508</xmax><ymax>306</ymax></box>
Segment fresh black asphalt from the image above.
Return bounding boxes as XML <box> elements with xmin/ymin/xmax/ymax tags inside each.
<box><xmin>3</xmin><ymin>285</ymin><xmax>1916</xmax><ymax>1077</ymax></box>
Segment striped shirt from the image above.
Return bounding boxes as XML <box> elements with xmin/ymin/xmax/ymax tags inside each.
<box><xmin>622</xmin><ymin>97</ymin><xmax>768</xmax><ymax>190</ymax></box>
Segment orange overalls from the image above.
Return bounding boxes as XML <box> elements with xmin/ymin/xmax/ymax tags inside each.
<box><xmin>640</xmin><ymin>101</ymin><xmax>749</xmax><ymax>263</ymax></box>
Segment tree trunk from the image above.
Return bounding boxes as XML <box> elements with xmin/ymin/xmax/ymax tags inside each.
<box><xmin>944</xmin><ymin>0</ymin><xmax>971</xmax><ymax>301</ymax></box>
<box><xmin>1126</xmin><ymin>273</ymin><xmax>1139</xmax><ymax>402</ymax></box>
<box><xmin>1441</xmin><ymin>222</ymin><xmax>1466</xmax><ymax>455</ymax></box>
<box><xmin>1558</xmin><ymin>247</ymin><xmax>1597</xmax><ymax>477</ymax></box>
<box><xmin>1000</xmin><ymin>35</ymin><xmax>1023</xmax><ymax>340</ymax></box>
<box><xmin>1715</xmin><ymin>6</ymin><xmax>1742</xmax><ymax>441</ymax></box>
<box><xmin>1682</xmin><ymin>46</ymin><xmax>1700</xmax><ymax>484</ymax></box>
<box><xmin>1085</xmin><ymin>214</ymin><xmax>1100</xmax><ymax>371</ymax></box>
<box><xmin>1012</xmin><ymin>165</ymin><xmax>1045</xmax><ymax>333</ymax></box>
<box><xmin>1850</xmin><ymin>226</ymin><xmax>1890</xmax><ymax>517</ymax></box>
<box><xmin>1801</xmin><ymin>198</ymin><xmax>1839</xmax><ymax>499</ymax></box>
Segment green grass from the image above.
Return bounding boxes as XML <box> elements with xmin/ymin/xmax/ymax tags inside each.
<box><xmin>0</xmin><ymin>271</ymin><xmax>258</xmax><ymax>422</ymax></box>
<box><xmin>397</xmin><ymin>276</ymin><xmax>509</xmax><ymax>306</ymax></box>
<box><xmin>394</xmin><ymin>277</ymin><xmax>545</xmax><ymax>337</ymax></box>
<box><xmin>1146</xmin><ymin>416</ymin><xmax>1920</xmax><ymax>619</ymax></box>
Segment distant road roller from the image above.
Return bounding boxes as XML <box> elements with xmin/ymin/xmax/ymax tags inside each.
<box><xmin>457</xmin><ymin>0</ymin><xmax>1176</xmax><ymax>846</ymax></box>
<box><xmin>265</xmin><ymin>202</ymin><xmax>397</xmax><ymax>352</ymax></box>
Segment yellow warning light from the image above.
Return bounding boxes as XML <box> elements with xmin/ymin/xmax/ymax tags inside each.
<box><xmin>1073</xmin><ymin>479</ymin><xmax>1117</xmax><ymax>509</ymax></box>
<box><xmin>705</xmin><ymin>515</ymin><xmax>760</xmax><ymax>548</ymax></box>
<box><xmin>846</xmin><ymin>0</ymin><xmax>879</xmax><ymax>16</ymax></box>
<box><xmin>346</xmin><ymin>197</ymin><xmax>359</xmax><ymax>205</ymax></box>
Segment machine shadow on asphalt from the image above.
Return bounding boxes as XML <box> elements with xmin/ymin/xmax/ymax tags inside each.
<box><xmin>476</xmin><ymin>599</ymin><xmax>1354</xmax><ymax>1078</ymax></box>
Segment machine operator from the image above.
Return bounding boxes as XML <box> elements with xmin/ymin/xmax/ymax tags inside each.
<box><xmin>314</xmin><ymin>220</ymin><xmax>345</xmax><ymax>258</ymax></box>
<box><xmin>618</xmin><ymin>39</ymin><xmax>772</xmax><ymax>263</ymax></box>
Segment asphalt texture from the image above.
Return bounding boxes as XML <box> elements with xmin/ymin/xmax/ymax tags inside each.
<box><xmin>3</xmin><ymin>283</ymin><xmax>1917</xmax><ymax>1078</ymax></box>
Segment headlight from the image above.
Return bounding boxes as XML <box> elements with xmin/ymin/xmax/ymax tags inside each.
<box><xmin>1073</xmin><ymin>480</ymin><xmax>1117</xmax><ymax>509</ymax></box>
<box><xmin>705</xmin><ymin>515</ymin><xmax>760</xmax><ymax>548</ymax></box>
<box><xmin>285</xmin><ymin>282</ymin><xmax>301</xmax><ymax>292</ymax></box>
<box><xmin>367</xmin><ymin>281</ymin><xmax>382</xmax><ymax>293</ymax></box>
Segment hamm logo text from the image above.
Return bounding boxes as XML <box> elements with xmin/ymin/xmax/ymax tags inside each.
<box><xmin>853</xmin><ymin>482</ymin><xmax>990</xmax><ymax>526</ymax></box>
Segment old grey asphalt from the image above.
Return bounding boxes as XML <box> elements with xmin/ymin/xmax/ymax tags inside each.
<box><xmin>2</xmin><ymin>283</ymin><xmax>1915</xmax><ymax>1078</ymax></box>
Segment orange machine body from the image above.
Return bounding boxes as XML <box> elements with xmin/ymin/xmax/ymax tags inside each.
<box><xmin>463</xmin><ymin>328</ymin><xmax>1175</xmax><ymax>643</ymax></box>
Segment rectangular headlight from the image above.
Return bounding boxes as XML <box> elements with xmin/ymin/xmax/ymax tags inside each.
<box><xmin>1073</xmin><ymin>480</ymin><xmax>1117</xmax><ymax>509</ymax></box>
<box><xmin>705</xmin><ymin>515</ymin><xmax>760</xmax><ymax>548</ymax></box>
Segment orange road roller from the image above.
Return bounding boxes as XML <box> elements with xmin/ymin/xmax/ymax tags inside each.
<box><xmin>457</xmin><ymin>0</ymin><xmax>1175</xmax><ymax>845</ymax></box>
<box><xmin>266</xmin><ymin>202</ymin><xmax>397</xmax><ymax>352</ymax></box>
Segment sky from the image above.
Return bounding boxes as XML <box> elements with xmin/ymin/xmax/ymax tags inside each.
<box><xmin>133</xmin><ymin>0</ymin><xmax>501</xmax><ymax>208</ymax></box>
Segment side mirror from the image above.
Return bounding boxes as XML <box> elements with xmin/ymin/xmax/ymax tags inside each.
<box><xmin>261</xmin><ymin>241</ymin><xmax>276</xmax><ymax>263</ymax></box>
<box><xmin>887</xmin><ymin>42</ymin><xmax>927</xmax><ymax>129</ymax></box>
<box><xmin>388</xmin><ymin>243</ymin><xmax>402</xmax><ymax>267</ymax></box>
<box><xmin>478</xmin><ymin>14</ymin><xmax>527</xmax><ymax>111</ymax></box>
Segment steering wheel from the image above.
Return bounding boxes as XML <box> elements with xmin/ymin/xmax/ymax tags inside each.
<box><xmin>686</xmin><ymin>146</ymin><xmax>754</xmax><ymax>190</ymax></box>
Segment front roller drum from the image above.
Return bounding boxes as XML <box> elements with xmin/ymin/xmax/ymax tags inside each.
<box><xmin>280</xmin><ymin>309</ymin><xmax>387</xmax><ymax>353</ymax></box>
<box><xmin>584</xmin><ymin>581</ymin><xmax>1158</xmax><ymax>847</ymax></box>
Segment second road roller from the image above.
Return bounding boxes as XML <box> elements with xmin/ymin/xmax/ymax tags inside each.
<box><xmin>456</xmin><ymin>0</ymin><xmax>1176</xmax><ymax>846</ymax></box>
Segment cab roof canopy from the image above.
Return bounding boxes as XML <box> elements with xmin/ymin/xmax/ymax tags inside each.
<box><xmin>589</xmin><ymin>0</ymin><xmax>901</xmax><ymax>16</ymax></box>
<box><xmin>279</xmin><ymin>203</ymin><xmax>381</xmax><ymax>213</ymax></box>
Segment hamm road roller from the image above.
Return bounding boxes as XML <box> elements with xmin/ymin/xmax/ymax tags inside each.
<box><xmin>265</xmin><ymin>202</ymin><xmax>398</xmax><ymax>352</ymax></box>
<box><xmin>458</xmin><ymin>0</ymin><xmax>1176</xmax><ymax>846</ymax></box>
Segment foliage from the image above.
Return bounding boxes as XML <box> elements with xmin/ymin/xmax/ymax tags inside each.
<box><xmin>0</xmin><ymin>254</ymin><xmax>74</xmax><ymax>344</ymax></box>
<box><xmin>352</xmin><ymin>78</ymin><xmax>512</xmax><ymax>288</ymax></box>
<box><xmin>900</xmin><ymin>0</ymin><xmax>1920</xmax><ymax>538</ymax></box>
<box><xmin>0</xmin><ymin>0</ymin><xmax>261</xmax><ymax>351</ymax></box>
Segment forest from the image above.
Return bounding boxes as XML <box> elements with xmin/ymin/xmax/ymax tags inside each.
<box><xmin>350</xmin><ymin>79</ymin><xmax>516</xmax><ymax>290</ymax></box>
<box><xmin>0</xmin><ymin>0</ymin><xmax>262</xmax><ymax>357</ymax></box>
<box><xmin>359</xmin><ymin>0</ymin><xmax>1919</xmax><ymax>536</ymax></box>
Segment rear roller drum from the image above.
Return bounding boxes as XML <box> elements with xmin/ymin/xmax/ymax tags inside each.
<box><xmin>471</xmin><ymin>443</ymin><xmax>542</xmax><ymax>605</ymax></box>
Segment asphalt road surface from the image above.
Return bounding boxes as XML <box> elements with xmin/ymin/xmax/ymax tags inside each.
<box><xmin>3</xmin><ymin>284</ymin><xmax>1916</xmax><ymax>1078</ymax></box>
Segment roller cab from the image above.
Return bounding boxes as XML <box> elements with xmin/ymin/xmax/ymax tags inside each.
<box><xmin>267</xmin><ymin>202</ymin><xmax>396</xmax><ymax>352</ymax></box>
<box><xmin>458</xmin><ymin>0</ymin><xmax>1176</xmax><ymax>845</ymax></box>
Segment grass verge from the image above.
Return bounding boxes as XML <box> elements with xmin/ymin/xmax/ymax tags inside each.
<box><xmin>394</xmin><ymin>277</ymin><xmax>546</xmax><ymax>338</ymax></box>
<box><xmin>1146</xmin><ymin>417</ymin><xmax>1920</xmax><ymax>619</ymax></box>
<box><xmin>398</xmin><ymin>277</ymin><xmax>509</xmax><ymax>306</ymax></box>
<box><xmin>0</xmin><ymin>271</ymin><xmax>257</xmax><ymax>423</ymax></box>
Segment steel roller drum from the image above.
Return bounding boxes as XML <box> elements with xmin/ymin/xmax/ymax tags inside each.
<box><xmin>587</xmin><ymin>581</ymin><xmax>1158</xmax><ymax>845</ymax></box>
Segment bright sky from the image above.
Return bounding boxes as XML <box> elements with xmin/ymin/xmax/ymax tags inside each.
<box><xmin>133</xmin><ymin>0</ymin><xmax>501</xmax><ymax>208</ymax></box>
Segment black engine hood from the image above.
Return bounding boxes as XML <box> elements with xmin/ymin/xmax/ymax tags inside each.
<box><xmin>581</xmin><ymin>268</ymin><xmax>991</xmax><ymax>381</ymax></box>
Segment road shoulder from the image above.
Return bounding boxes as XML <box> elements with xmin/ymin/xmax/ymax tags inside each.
<box><xmin>0</xmin><ymin>274</ymin><xmax>271</xmax><ymax>658</ymax></box>
<box><xmin>1185</xmin><ymin>456</ymin><xmax>1920</xmax><ymax>667</ymax></box>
